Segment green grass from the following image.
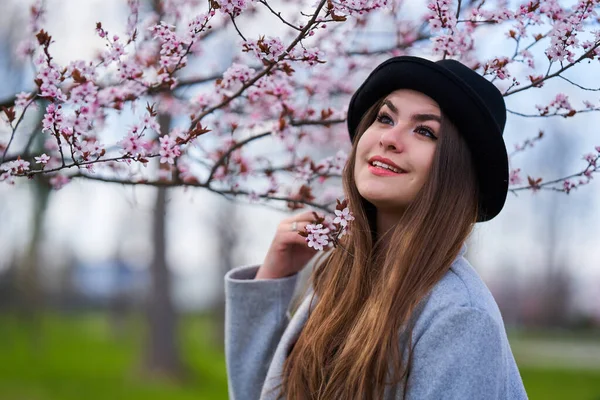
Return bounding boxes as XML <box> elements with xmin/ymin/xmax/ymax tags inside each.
<box><xmin>0</xmin><ymin>313</ymin><xmax>599</xmax><ymax>400</ymax></box>
<box><xmin>519</xmin><ymin>366</ymin><xmax>600</xmax><ymax>400</ymax></box>
<box><xmin>0</xmin><ymin>313</ymin><xmax>229</xmax><ymax>400</ymax></box>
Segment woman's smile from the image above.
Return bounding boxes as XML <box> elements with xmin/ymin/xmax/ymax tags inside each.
<box><xmin>367</xmin><ymin>163</ymin><xmax>407</xmax><ymax>176</ymax></box>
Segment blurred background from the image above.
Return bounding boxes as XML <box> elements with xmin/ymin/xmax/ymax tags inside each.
<box><xmin>1</xmin><ymin>1</ymin><xmax>599</xmax><ymax>400</ymax></box>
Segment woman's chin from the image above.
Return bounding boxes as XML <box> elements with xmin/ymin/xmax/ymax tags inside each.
<box><xmin>358</xmin><ymin>191</ymin><xmax>407</xmax><ymax>210</ymax></box>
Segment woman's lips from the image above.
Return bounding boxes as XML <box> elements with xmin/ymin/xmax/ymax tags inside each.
<box><xmin>368</xmin><ymin>164</ymin><xmax>406</xmax><ymax>177</ymax></box>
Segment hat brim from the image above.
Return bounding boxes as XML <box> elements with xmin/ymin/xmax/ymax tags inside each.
<box><xmin>347</xmin><ymin>56</ymin><xmax>508</xmax><ymax>222</ymax></box>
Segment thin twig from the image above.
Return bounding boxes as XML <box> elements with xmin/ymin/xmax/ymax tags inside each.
<box><xmin>558</xmin><ymin>75</ymin><xmax>600</xmax><ymax>91</ymax></box>
<box><xmin>258</xmin><ymin>0</ymin><xmax>302</xmax><ymax>31</ymax></box>
<box><xmin>507</xmin><ymin>108</ymin><xmax>599</xmax><ymax>118</ymax></box>
<box><xmin>509</xmin><ymin>161</ymin><xmax>596</xmax><ymax>193</ymax></box>
<box><xmin>229</xmin><ymin>14</ymin><xmax>247</xmax><ymax>41</ymax></box>
<box><xmin>0</xmin><ymin>98</ymin><xmax>38</xmax><ymax>164</ymax></box>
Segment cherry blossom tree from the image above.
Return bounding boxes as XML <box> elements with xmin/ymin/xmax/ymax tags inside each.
<box><xmin>1</xmin><ymin>0</ymin><xmax>599</xmax><ymax>215</ymax></box>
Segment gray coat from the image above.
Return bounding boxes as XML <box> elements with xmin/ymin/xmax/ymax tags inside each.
<box><xmin>224</xmin><ymin>245</ymin><xmax>528</xmax><ymax>399</ymax></box>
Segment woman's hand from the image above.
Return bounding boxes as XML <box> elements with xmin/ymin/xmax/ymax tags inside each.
<box><xmin>256</xmin><ymin>210</ymin><xmax>321</xmax><ymax>280</ymax></box>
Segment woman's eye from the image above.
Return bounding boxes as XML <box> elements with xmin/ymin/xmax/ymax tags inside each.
<box><xmin>376</xmin><ymin>113</ymin><xmax>393</xmax><ymax>125</ymax></box>
<box><xmin>416</xmin><ymin>125</ymin><xmax>438</xmax><ymax>140</ymax></box>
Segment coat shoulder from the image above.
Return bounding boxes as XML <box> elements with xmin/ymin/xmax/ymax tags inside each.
<box><xmin>415</xmin><ymin>256</ymin><xmax>505</xmax><ymax>334</ymax></box>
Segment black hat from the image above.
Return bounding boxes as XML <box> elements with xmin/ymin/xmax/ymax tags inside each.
<box><xmin>347</xmin><ymin>56</ymin><xmax>509</xmax><ymax>222</ymax></box>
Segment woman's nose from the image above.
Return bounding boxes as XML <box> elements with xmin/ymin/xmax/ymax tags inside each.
<box><xmin>379</xmin><ymin>125</ymin><xmax>406</xmax><ymax>152</ymax></box>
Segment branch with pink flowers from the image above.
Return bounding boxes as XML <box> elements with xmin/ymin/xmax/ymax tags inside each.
<box><xmin>2</xmin><ymin>0</ymin><xmax>600</xmax><ymax>220</ymax></box>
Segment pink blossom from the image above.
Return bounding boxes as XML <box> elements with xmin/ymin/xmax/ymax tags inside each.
<box><xmin>242</xmin><ymin>36</ymin><xmax>286</xmax><ymax>63</ymax></box>
<box><xmin>551</xmin><ymin>93</ymin><xmax>573</xmax><ymax>110</ymax></box>
<box><xmin>141</xmin><ymin>112</ymin><xmax>161</xmax><ymax>132</ymax></box>
<box><xmin>42</xmin><ymin>103</ymin><xmax>64</xmax><ymax>133</ymax></box>
<box><xmin>15</xmin><ymin>92</ymin><xmax>32</xmax><ymax>108</ymax></box>
<box><xmin>213</xmin><ymin>0</ymin><xmax>254</xmax><ymax>16</ymax></box>
<box><xmin>188</xmin><ymin>12</ymin><xmax>213</xmax><ymax>36</ymax></box>
<box><xmin>105</xmin><ymin>41</ymin><xmax>126</xmax><ymax>62</ymax></box>
<box><xmin>509</xmin><ymin>168</ymin><xmax>522</xmax><ymax>185</ymax></box>
<box><xmin>1</xmin><ymin>159</ymin><xmax>30</xmax><ymax>182</ymax></box>
<box><xmin>120</xmin><ymin>132</ymin><xmax>146</xmax><ymax>157</ymax></box>
<box><xmin>483</xmin><ymin>57</ymin><xmax>511</xmax><ymax>80</ymax></box>
<box><xmin>117</xmin><ymin>58</ymin><xmax>143</xmax><ymax>81</ymax></box>
<box><xmin>35</xmin><ymin>154</ymin><xmax>50</xmax><ymax>164</ymax></box>
<box><xmin>305</xmin><ymin>223</ymin><xmax>331</xmax><ymax>251</ymax></box>
<box><xmin>220</xmin><ymin>63</ymin><xmax>255</xmax><ymax>90</ymax></box>
<box><xmin>37</xmin><ymin>62</ymin><xmax>66</xmax><ymax>101</ymax></box>
<box><xmin>158</xmin><ymin>135</ymin><xmax>181</xmax><ymax>164</ymax></box>
<box><xmin>290</xmin><ymin>47</ymin><xmax>323</xmax><ymax>66</ymax></box>
<box><xmin>584</xmin><ymin>153</ymin><xmax>597</xmax><ymax>167</ymax></box>
<box><xmin>176</xmin><ymin>161</ymin><xmax>196</xmax><ymax>182</ymax></box>
<box><xmin>0</xmin><ymin>170</ymin><xmax>15</xmax><ymax>185</ymax></box>
<box><xmin>563</xmin><ymin>179</ymin><xmax>576</xmax><ymax>194</ymax></box>
<box><xmin>74</xmin><ymin>140</ymin><xmax>103</xmax><ymax>160</ymax></box>
<box><xmin>96</xmin><ymin>24</ymin><xmax>107</xmax><ymax>38</ymax></box>
<box><xmin>66</xmin><ymin>60</ymin><xmax>97</xmax><ymax>81</ymax></box>
<box><xmin>329</xmin><ymin>0</ymin><xmax>389</xmax><ymax>16</ymax></box>
<box><xmin>49</xmin><ymin>174</ymin><xmax>70</xmax><ymax>190</ymax></box>
<box><xmin>295</xmin><ymin>164</ymin><xmax>313</xmax><ymax>184</ymax></box>
<box><xmin>333</xmin><ymin>207</ymin><xmax>355</xmax><ymax>227</ymax></box>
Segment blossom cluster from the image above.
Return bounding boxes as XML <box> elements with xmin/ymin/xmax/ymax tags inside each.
<box><xmin>36</xmin><ymin>55</ymin><xmax>66</xmax><ymax>101</ymax></box>
<box><xmin>158</xmin><ymin>134</ymin><xmax>182</xmax><ymax>165</ymax></box>
<box><xmin>149</xmin><ymin>23</ymin><xmax>189</xmax><ymax>71</ymax></box>
<box><xmin>482</xmin><ymin>57</ymin><xmax>512</xmax><ymax>80</ymax></box>
<box><xmin>536</xmin><ymin>93</ymin><xmax>576</xmax><ymax>117</ymax></box>
<box><xmin>242</xmin><ymin>36</ymin><xmax>287</xmax><ymax>63</ymax></box>
<box><xmin>0</xmin><ymin>158</ymin><xmax>31</xmax><ymax>184</ymax></box>
<box><xmin>544</xmin><ymin>0</ymin><xmax>597</xmax><ymax>63</ymax></box>
<box><xmin>218</xmin><ymin>63</ymin><xmax>256</xmax><ymax>94</ymax></box>
<box><xmin>426</xmin><ymin>0</ymin><xmax>474</xmax><ymax>56</ymax></box>
<box><xmin>299</xmin><ymin>199</ymin><xmax>355</xmax><ymax>251</ymax></box>
<box><xmin>329</xmin><ymin>0</ymin><xmax>390</xmax><ymax>16</ymax></box>
<box><xmin>213</xmin><ymin>0</ymin><xmax>254</xmax><ymax>16</ymax></box>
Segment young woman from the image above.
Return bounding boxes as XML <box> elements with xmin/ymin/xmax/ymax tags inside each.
<box><xmin>224</xmin><ymin>56</ymin><xmax>528</xmax><ymax>399</ymax></box>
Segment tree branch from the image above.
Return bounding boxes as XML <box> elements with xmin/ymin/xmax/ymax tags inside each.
<box><xmin>206</xmin><ymin>131</ymin><xmax>272</xmax><ymax>185</ymax></box>
<box><xmin>504</xmin><ymin>41</ymin><xmax>600</xmax><ymax>96</ymax></box>
<box><xmin>70</xmin><ymin>171</ymin><xmax>337</xmax><ymax>213</ymax></box>
<box><xmin>186</xmin><ymin>0</ymin><xmax>328</xmax><ymax>132</ymax></box>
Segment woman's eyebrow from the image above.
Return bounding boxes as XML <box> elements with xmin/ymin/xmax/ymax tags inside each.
<box><xmin>382</xmin><ymin>99</ymin><xmax>441</xmax><ymax>123</ymax></box>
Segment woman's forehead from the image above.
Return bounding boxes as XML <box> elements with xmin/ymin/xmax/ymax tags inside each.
<box><xmin>383</xmin><ymin>89</ymin><xmax>440</xmax><ymax>111</ymax></box>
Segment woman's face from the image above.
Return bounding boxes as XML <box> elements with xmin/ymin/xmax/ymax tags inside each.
<box><xmin>354</xmin><ymin>89</ymin><xmax>442</xmax><ymax>212</ymax></box>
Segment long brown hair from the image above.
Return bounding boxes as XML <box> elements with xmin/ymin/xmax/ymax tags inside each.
<box><xmin>279</xmin><ymin>96</ymin><xmax>479</xmax><ymax>399</ymax></box>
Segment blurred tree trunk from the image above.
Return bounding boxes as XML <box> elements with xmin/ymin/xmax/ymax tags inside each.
<box><xmin>142</xmin><ymin>113</ymin><xmax>185</xmax><ymax>379</ymax></box>
<box><xmin>212</xmin><ymin>199</ymin><xmax>241</xmax><ymax>349</ymax></box>
<box><xmin>1</xmin><ymin>2</ymin><xmax>48</xmax><ymax>345</ymax></box>
<box><xmin>16</xmin><ymin>178</ymin><xmax>50</xmax><ymax>346</ymax></box>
